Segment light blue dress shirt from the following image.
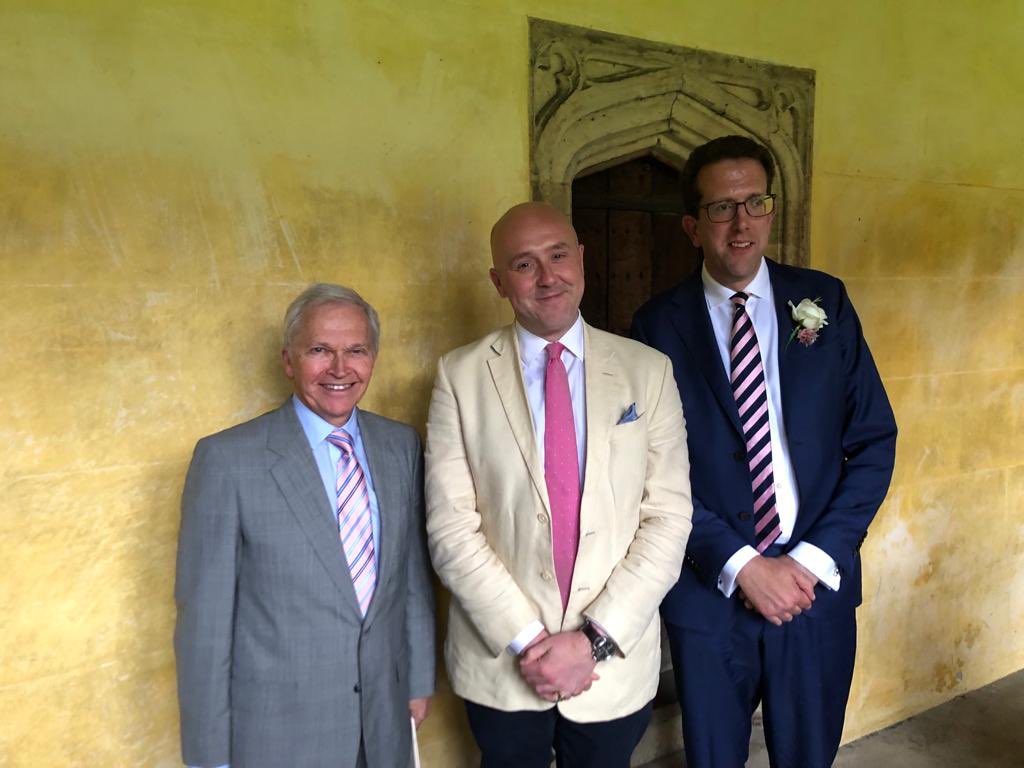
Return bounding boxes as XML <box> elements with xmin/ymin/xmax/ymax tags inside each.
<box><xmin>292</xmin><ymin>396</ymin><xmax>382</xmax><ymax>564</ymax></box>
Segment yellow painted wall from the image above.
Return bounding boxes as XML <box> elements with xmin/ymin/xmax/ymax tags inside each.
<box><xmin>1</xmin><ymin>1</ymin><xmax>1021</xmax><ymax>764</ymax></box>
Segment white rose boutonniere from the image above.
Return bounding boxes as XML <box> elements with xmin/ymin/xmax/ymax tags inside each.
<box><xmin>787</xmin><ymin>297</ymin><xmax>828</xmax><ymax>348</ymax></box>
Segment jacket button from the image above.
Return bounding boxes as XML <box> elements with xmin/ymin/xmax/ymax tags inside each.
<box><xmin>541</xmin><ymin>571</ymin><xmax>553</xmax><ymax>581</ymax></box>
<box><xmin>353</xmin><ymin>684</ymin><xmax>361</xmax><ymax>693</ymax></box>
<box><xmin>537</xmin><ymin>514</ymin><xmax>548</xmax><ymax>524</ymax></box>
<box><xmin>732</xmin><ymin>450</ymin><xmax>746</xmax><ymax>462</ymax></box>
<box><xmin>738</xmin><ymin>512</ymin><xmax>752</xmax><ymax>521</ymax></box>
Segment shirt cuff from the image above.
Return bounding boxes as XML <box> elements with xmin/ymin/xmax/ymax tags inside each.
<box><xmin>718</xmin><ymin>546</ymin><xmax>759</xmax><ymax>598</ymax></box>
<box><xmin>507</xmin><ymin>620</ymin><xmax>545</xmax><ymax>655</ymax></box>
<box><xmin>788</xmin><ymin>542</ymin><xmax>841</xmax><ymax>591</ymax></box>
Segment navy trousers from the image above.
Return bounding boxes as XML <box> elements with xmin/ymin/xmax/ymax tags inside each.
<box><xmin>667</xmin><ymin>587</ymin><xmax>857</xmax><ymax>768</ymax></box>
<box><xmin>464</xmin><ymin>699</ymin><xmax>652</xmax><ymax>768</ymax></box>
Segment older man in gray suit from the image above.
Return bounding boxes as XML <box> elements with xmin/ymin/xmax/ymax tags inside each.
<box><xmin>174</xmin><ymin>283</ymin><xmax>436</xmax><ymax>768</ymax></box>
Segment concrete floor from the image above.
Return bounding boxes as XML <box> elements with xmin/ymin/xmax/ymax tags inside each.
<box><xmin>638</xmin><ymin>667</ymin><xmax>1024</xmax><ymax>767</ymax></box>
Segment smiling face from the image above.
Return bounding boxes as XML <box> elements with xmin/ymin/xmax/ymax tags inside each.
<box><xmin>489</xmin><ymin>203</ymin><xmax>585</xmax><ymax>341</ymax></box>
<box><xmin>282</xmin><ymin>301</ymin><xmax>376</xmax><ymax>426</ymax></box>
<box><xmin>682</xmin><ymin>158</ymin><xmax>775</xmax><ymax>291</ymax></box>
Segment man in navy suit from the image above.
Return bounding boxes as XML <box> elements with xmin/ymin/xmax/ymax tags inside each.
<box><xmin>631</xmin><ymin>135</ymin><xmax>897</xmax><ymax>768</ymax></box>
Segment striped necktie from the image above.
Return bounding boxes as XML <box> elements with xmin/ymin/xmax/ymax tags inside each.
<box><xmin>729</xmin><ymin>292</ymin><xmax>782</xmax><ymax>553</ymax></box>
<box><xmin>326</xmin><ymin>428</ymin><xmax>376</xmax><ymax>617</ymax></box>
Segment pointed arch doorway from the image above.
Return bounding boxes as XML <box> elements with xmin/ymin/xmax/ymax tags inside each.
<box><xmin>530</xmin><ymin>19</ymin><xmax>816</xmax><ymax>322</ymax></box>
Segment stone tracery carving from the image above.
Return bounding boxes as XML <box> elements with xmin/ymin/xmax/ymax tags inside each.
<box><xmin>530</xmin><ymin>19</ymin><xmax>815</xmax><ymax>266</ymax></box>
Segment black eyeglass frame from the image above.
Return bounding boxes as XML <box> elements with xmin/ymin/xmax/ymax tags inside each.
<box><xmin>698</xmin><ymin>193</ymin><xmax>778</xmax><ymax>223</ymax></box>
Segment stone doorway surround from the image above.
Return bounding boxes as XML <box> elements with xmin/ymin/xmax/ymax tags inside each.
<box><xmin>529</xmin><ymin>18</ymin><xmax>815</xmax><ymax>267</ymax></box>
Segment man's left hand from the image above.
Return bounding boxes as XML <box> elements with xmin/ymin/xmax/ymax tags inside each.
<box><xmin>409</xmin><ymin>697</ymin><xmax>430</xmax><ymax>728</ymax></box>
<box><xmin>518</xmin><ymin>630</ymin><xmax>599</xmax><ymax>702</ymax></box>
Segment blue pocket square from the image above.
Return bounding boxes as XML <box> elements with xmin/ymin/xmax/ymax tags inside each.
<box><xmin>617</xmin><ymin>403</ymin><xmax>639</xmax><ymax>424</ymax></box>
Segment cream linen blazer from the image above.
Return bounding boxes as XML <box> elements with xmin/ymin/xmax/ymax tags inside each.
<box><xmin>425</xmin><ymin>322</ymin><xmax>693</xmax><ymax>722</ymax></box>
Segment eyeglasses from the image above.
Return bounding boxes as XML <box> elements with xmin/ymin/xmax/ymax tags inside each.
<box><xmin>699</xmin><ymin>194</ymin><xmax>777</xmax><ymax>223</ymax></box>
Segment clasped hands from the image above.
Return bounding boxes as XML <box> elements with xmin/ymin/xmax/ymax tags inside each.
<box><xmin>518</xmin><ymin>629</ymin><xmax>598</xmax><ymax>703</ymax></box>
<box><xmin>515</xmin><ymin>558</ymin><xmax>818</xmax><ymax>702</ymax></box>
<box><xmin>735</xmin><ymin>554</ymin><xmax>819</xmax><ymax>626</ymax></box>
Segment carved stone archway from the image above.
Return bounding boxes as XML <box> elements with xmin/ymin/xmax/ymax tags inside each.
<box><xmin>530</xmin><ymin>19</ymin><xmax>815</xmax><ymax>266</ymax></box>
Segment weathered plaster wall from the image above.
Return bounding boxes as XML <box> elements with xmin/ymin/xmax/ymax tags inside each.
<box><xmin>1</xmin><ymin>1</ymin><xmax>1020</xmax><ymax>764</ymax></box>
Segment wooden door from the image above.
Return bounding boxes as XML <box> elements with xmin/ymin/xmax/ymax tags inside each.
<box><xmin>572</xmin><ymin>157</ymin><xmax>700</xmax><ymax>336</ymax></box>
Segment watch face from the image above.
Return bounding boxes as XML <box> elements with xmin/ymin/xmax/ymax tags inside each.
<box><xmin>583</xmin><ymin>622</ymin><xmax>616</xmax><ymax>661</ymax></box>
<box><xmin>591</xmin><ymin>635</ymin><xmax>613</xmax><ymax>662</ymax></box>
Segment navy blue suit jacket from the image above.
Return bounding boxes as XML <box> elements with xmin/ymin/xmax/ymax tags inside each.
<box><xmin>631</xmin><ymin>259</ymin><xmax>897</xmax><ymax>631</ymax></box>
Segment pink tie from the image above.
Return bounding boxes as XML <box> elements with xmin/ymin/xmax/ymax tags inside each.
<box><xmin>544</xmin><ymin>342</ymin><xmax>581</xmax><ymax>612</ymax></box>
<box><xmin>326</xmin><ymin>429</ymin><xmax>377</xmax><ymax>617</ymax></box>
<box><xmin>729</xmin><ymin>293</ymin><xmax>782</xmax><ymax>553</ymax></box>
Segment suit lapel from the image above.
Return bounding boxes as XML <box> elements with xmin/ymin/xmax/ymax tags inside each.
<box><xmin>580</xmin><ymin>325</ymin><xmax>620</xmax><ymax>513</ymax></box>
<box><xmin>487</xmin><ymin>327</ymin><xmax>551</xmax><ymax>513</ymax></box>
<box><xmin>768</xmin><ymin>259</ymin><xmax>800</xmax><ymax>432</ymax></box>
<box><xmin>768</xmin><ymin>259</ymin><xmax>823</xmax><ymax>514</ymax></box>
<box><xmin>359</xmin><ymin>415</ymin><xmax>399</xmax><ymax>617</ymax></box>
<box><xmin>669</xmin><ymin>273</ymin><xmax>744</xmax><ymax>436</ymax></box>
<box><xmin>266</xmin><ymin>403</ymin><xmax>362</xmax><ymax>615</ymax></box>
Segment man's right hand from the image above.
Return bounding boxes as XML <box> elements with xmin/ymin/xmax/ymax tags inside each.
<box><xmin>735</xmin><ymin>555</ymin><xmax>817</xmax><ymax>625</ymax></box>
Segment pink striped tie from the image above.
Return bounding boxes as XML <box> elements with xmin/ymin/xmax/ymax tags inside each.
<box><xmin>729</xmin><ymin>293</ymin><xmax>781</xmax><ymax>553</ymax></box>
<box><xmin>544</xmin><ymin>342</ymin><xmax>581</xmax><ymax>612</ymax></box>
<box><xmin>327</xmin><ymin>429</ymin><xmax>377</xmax><ymax>617</ymax></box>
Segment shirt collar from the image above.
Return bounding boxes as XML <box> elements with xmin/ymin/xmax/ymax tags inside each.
<box><xmin>516</xmin><ymin>312</ymin><xmax>585</xmax><ymax>366</ymax></box>
<box><xmin>291</xmin><ymin>395</ymin><xmax>361</xmax><ymax>448</ymax></box>
<box><xmin>701</xmin><ymin>256</ymin><xmax>770</xmax><ymax>308</ymax></box>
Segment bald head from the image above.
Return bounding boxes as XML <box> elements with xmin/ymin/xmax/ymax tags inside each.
<box><xmin>490</xmin><ymin>202</ymin><xmax>579</xmax><ymax>269</ymax></box>
<box><xmin>488</xmin><ymin>201</ymin><xmax>585</xmax><ymax>341</ymax></box>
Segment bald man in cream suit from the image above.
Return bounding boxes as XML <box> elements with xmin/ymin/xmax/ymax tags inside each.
<box><xmin>425</xmin><ymin>203</ymin><xmax>693</xmax><ymax>767</ymax></box>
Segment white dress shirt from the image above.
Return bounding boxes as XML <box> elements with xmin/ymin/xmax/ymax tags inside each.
<box><xmin>507</xmin><ymin>314</ymin><xmax>589</xmax><ymax>654</ymax></box>
<box><xmin>702</xmin><ymin>259</ymin><xmax>840</xmax><ymax>596</ymax></box>
<box><xmin>517</xmin><ymin>314</ymin><xmax>588</xmax><ymax>482</ymax></box>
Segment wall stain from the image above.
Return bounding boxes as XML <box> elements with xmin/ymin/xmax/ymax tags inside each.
<box><xmin>956</xmin><ymin>622</ymin><xmax>983</xmax><ymax>651</ymax></box>
<box><xmin>913</xmin><ymin>541</ymin><xmax>960</xmax><ymax>587</ymax></box>
<box><xmin>932</xmin><ymin>658</ymin><xmax>965</xmax><ymax>693</ymax></box>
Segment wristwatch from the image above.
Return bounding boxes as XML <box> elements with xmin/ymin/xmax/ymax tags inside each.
<box><xmin>581</xmin><ymin>620</ymin><xmax>618</xmax><ymax>662</ymax></box>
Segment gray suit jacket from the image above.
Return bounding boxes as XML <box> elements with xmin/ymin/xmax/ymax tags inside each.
<box><xmin>174</xmin><ymin>402</ymin><xmax>435</xmax><ymax>768</ymax></box>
